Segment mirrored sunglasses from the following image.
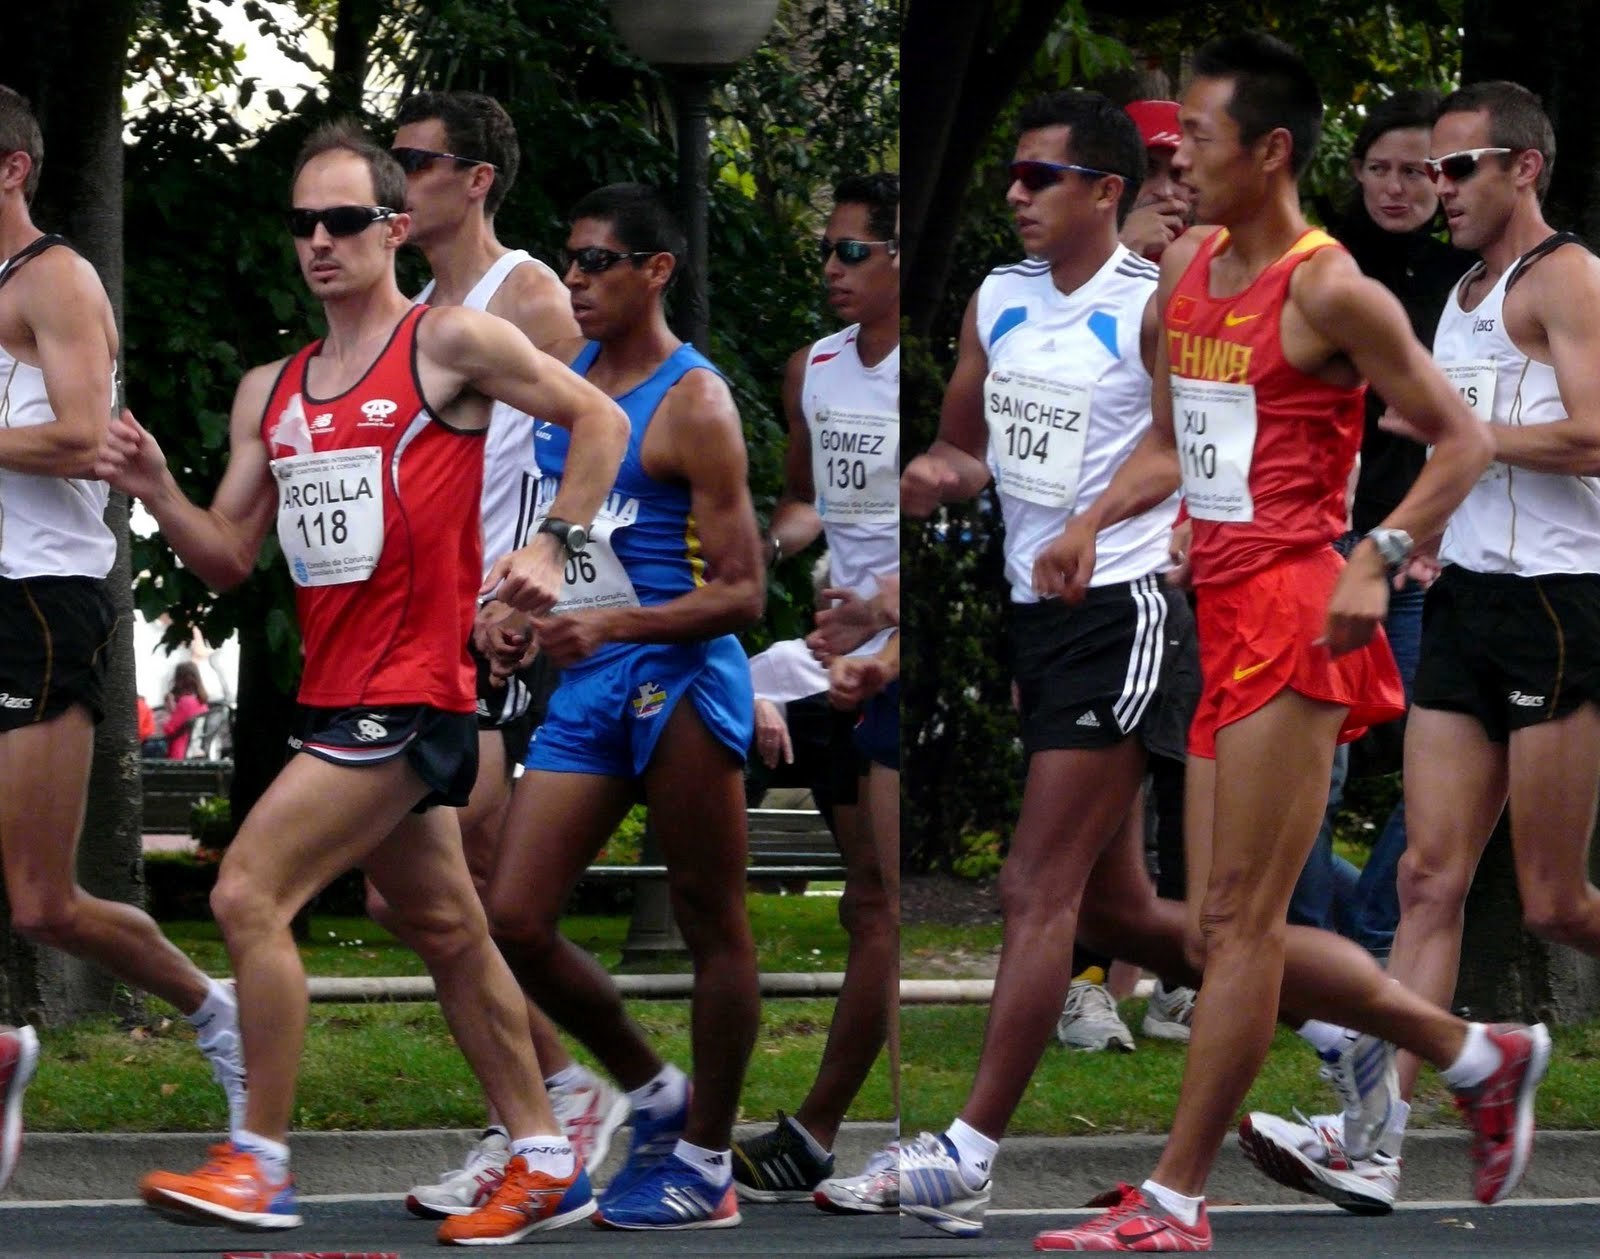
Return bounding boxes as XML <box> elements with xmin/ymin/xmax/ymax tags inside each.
<box><xmin>1424</xmin><ymin>147</ymin><xmax>1514</xmax><ymax>183</ymax></box>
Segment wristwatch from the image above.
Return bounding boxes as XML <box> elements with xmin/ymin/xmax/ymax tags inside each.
<box><xmin>1365</xmin><ymin>527</ymin><xmax>1414</xmax><ymax>575</ymax></box>
<box><xmin>537</xmin><ymin>516</ymin><xmax>590</xmax><ymax>559</ymax></box>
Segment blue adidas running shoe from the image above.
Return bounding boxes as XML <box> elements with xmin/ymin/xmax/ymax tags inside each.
<box><xmin>598</xmin><ymin>1094</ymin><xmax>689</xmax><ymax>1207</ymax></box>
<box><xmin>594</xmin><ymin>1153</ymin><xmax>740</xmax><ymax>1230</ymax></box>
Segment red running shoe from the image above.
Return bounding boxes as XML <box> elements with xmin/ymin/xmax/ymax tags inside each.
<box><xmin>1450</xmin><ymin>1022</ymin><xmax>1551</xmax><ymax>1205</ymax></box>
<box><xmin>0</xmin><ymin>1025</ymin><xmax>40</xmax><ymax>1192</ymax></box>
<box><xmin>1034</xmin><ymin>1183</ymin><xmax>1211</xmax><ymax>1251</ymax></box>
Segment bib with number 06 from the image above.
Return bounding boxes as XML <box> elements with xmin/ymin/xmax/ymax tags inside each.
<box><xmin>1437</xmin><ymin>359</ymin><xmax>1504</xmax><ymax>483</ymax></box>
<box><xmin>272</xmin><ymin>447</ymin><xmax>385</xmax><ymax>587</ymax></box>
<box><xmin>984</xmin><ymin>369</ymin><xmax>1092</xmax><ymax>509</ymax></box>
<box><xmin>544</xmin><ymin>516</ymin><xmax>641</xmax><ymax>613</ymax></box>
<box><xmin>1171</xmin><ymin>377</ymin><xmax>1258</xmax><ymax>523</ymax></box>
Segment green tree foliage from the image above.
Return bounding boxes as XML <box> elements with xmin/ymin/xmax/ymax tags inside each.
<box><xmin>125</xmin><ymin>0</ymin><xmax>898</xmax><ymax>678</ymax></box>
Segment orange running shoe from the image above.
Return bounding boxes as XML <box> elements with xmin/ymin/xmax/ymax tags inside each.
<box><xmin>140</xmin><ymin>1141</ymin><xmax>301</xmax><ymax>1229</ymax></box>
<box><xmin>436</xmin><ymin>1153</ymin><xmax>596</xmax><ymax>1245</ymax></box>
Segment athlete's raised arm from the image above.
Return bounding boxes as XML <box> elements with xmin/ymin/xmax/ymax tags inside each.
<box><xmin>95</xmin><ymin>363</ymin><xmax>285</xmax><ymax>591</ymax></box>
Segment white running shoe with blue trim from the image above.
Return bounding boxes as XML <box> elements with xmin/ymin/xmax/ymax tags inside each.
<box><xmin>1318</xmin><ymin>1032</ymin><xmax>1398</xmax><ymax>1161</ymax></box>
<box><xmin>901</xmin><ymin>1131</ymin><xmax>989</xmax><ymax>1237</ymax></box>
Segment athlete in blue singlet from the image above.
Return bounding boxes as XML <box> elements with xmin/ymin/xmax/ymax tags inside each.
<box><xmin>477</xmin><ymin>183</ymin><xmax>764</xmax><ymax>1233</ymax></box>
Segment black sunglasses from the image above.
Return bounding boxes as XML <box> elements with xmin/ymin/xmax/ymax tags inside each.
<box><xmin>819</xmin><ymin>238</ymin><xmax>898</xmax><ymax>265</ymax></box>
<box><xmin>390</xmin><ymin>147</ymin><xmax>498</xmax><ymax>174</ymax></box>
<box><xmin>1008</xmin><ymin>159</ymin><xmax>1116</xmax><ymax>193</ymax></box>
<box><xmin>560</xmin><ymin>246</ymin><xmax>658</xmax><ymax>274</ymax></box>
<box><xmin>286</xmin><ymin>205</ymin><xmax>398</xmax><ymax>238</ymax></box>
<box><xmin>1424</xmin><ymin>147</ymin><xmax>1514</xmax><ymax>184</ymax></box>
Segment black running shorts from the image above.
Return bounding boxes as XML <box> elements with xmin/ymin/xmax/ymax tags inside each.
<box><xmin>289</xmin><ymin>704</ymin><xmax>479</xmax><ymax>810</ymax></box>
<box><xmin>1413</xmin><ymin>565</ymin><xmax>1600</xmax><ymax>742</ymax></box>
<box><xmin>0</xmin><ymin>575</ymin><xmax>117</xmax><ymax>732</ymax></box>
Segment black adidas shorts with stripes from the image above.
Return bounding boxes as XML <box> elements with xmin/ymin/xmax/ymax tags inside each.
<box><xmin>0</xmin><ymin>575</ymin><xmax>117</xmax><ymax>733</ymax></box>
<box><xmin>1009</xmin><ymin>573</ymin><xmax>1188</xmax><ymax>756</ymax></box>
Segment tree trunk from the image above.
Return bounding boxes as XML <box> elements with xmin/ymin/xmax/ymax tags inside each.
<box><xmin>2</xmin><ymin>0</ymin><xmax>141</xmax><ymax>1026</ymax></box>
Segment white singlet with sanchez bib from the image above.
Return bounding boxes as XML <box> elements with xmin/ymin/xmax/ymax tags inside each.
<box><xmin>802</xmin><ymin>324</ymin><xmax>899</xmax><ymax>598</ymax></box>
<box><xmin>975</xmin><ymin>246</ymin><xmax>1175</xmax><ymax>602</ymax></box>
<box><xmin>0</xmin><ymin>247</ymin><xmax>115</xmax><ymax>580</ymax></box>
<box><xmin>415</xmin><ymin>249</ymin><xmax>553</xmax><ymax>573</ymax></box>
<box><xmin>1433</xmin><ymin>245</ymin><xmax>1600</xmax><ymax>575</ymax></box>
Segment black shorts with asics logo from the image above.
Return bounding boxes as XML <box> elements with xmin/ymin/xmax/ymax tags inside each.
<box><xmin>0</xmin><ymin>575</ymin><xmax>117</xmax><ymax>732</ymax></box>
<box><xmin>1009</xmin><ymin>573</ymin><xmax>1189</xmax><ymax>757</ymax></box>
<box><xmin>1413</xmin><ymin>565</ymin><xmax>1600</xmax><ymax>742</ymax></box>
<box><xmin>289</xmin><ymin>704</ymin><xmax>478</xmax><ymax>810</ymax></box>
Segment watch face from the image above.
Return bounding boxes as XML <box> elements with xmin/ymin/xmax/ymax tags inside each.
<box><xmin>567</xmin><ymin>525</ymin><xmax>590</xmax><ymax>553</ymax></box>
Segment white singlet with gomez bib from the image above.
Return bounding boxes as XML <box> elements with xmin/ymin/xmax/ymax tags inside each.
<box><xmin>975</xmin><ymin>246</ymin><xmax>1175</xmax><ymax>602</ymax></box>
<box><xmin>1433</xmin><ymin>242</ymin><xmax>1600</xmax><ymax>576</ymax></box>
<box><xmin>0</xmin><ymin>241</ymin><xmax>115</xmax><ymax>580</ymax></box>
<box><xmin>416</xmin><ymin>249</ymin><xmax>554</xmax><ymax>575</ymax></box>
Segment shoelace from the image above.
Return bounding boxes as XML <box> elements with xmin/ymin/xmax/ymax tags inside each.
<box><xmin>1092</xmin><ymin>1184</ymin><xmax>1146</xmax><ymax>1225</ymax></box>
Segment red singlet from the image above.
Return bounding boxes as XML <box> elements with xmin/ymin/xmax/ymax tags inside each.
<box><xmin>260</xmin><ymin>305</ymin><xmax>484</xmax><ymax>712</ymax></box>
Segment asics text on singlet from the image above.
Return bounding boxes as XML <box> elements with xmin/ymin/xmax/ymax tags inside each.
<box><xmin>976</xmin><ymin>244</ymin><xmax>1176</xmax><ymax>601</ymax></box>
<box><xmin>261</xmin><ymin>305</ymin><xmax>484</xmax><ymax>711</ymax></box>
<box><xmin>1432</xmin><ymin>235</ymin><xmax>1600</xmax><ymax>575</ymax></box>
<box><xmin>1167</xmin><ymin>228</ymin><xmax>1366</xmax><ymax>587</ymax></box>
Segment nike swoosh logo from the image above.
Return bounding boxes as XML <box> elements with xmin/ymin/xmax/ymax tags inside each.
<box><xmin>1232</xmin><ymin>659</ymin><xmax>1274</xmax><ymax>681</ymax></box>
<box><xmin>1224</xmin><ymin>311</ymin><xmax>1261</xmax><ymax>326</ymax></box>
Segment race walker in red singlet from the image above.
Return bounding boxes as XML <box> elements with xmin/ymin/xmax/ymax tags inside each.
<box><xmin>1168</xmin><ymin>227</ymin><xmax>1404</xmax><ymax>757</ymax></box>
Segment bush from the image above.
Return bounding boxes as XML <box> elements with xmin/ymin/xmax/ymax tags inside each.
<box><xmin>188</xmin><ymin>795</ymin><xmax>235</xmax><ymax>851</ymax></box>
<box><xmin>951</xmin><ymin>830</ymin><xmax>1006</xmax><ymax>882</ymax></box>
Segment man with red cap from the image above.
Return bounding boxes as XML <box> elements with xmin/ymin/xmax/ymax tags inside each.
<box><xmin>1121</xmin><ymin>100</ymin><xmax>1194</xmax><ymax>261</ymax></box>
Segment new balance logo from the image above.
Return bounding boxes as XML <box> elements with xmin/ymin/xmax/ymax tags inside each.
<box><xmin>1075</xmin><ymin>711</ymin><xmax>1101</xmax><ymax>728</ymax></box>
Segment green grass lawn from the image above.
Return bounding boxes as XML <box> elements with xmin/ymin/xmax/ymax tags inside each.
<box><xmin>24</xmin><ymin>893</ymin><xmax>895</xmax><ymax>1133</ymax></box>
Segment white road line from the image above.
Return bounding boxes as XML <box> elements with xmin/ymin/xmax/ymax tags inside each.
<box><xmin>988</xmin><ymin>1197</ymin><xmax>1600</xmax><ymax>1217</ymax></box>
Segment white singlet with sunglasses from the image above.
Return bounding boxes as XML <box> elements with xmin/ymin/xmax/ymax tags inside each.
<box><xmin>1433</xmin><ymin>237</ymin><xmax>1600</xmax><ymax>575</ymax></box>
<box><xmin>976</xmin><ymin>245</ymin><xmax>1176</xmax><ymax>601</ymax></box>
<box><xmin>414</xmin><ymin>249</ymin><xmax>557</xmax><ymax>575</ymax></box>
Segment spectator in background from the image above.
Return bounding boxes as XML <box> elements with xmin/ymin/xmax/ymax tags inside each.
<box><xmin>162</xmin><ymin>661</ymin><xmax>209</xmax><ymax>760</ymax></box>
<box><xmin>137</xmin><ymin>694</ymin><xmax>156</xmax><ymax>744</ymax></box>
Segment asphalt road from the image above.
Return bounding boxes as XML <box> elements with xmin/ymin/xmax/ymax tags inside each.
<box><xmin>0</xmin><ymin>1194</ymin><xmax>897</xmax><ymax>1258</ymax></box>
<box><xmin>4</xmin><ymin>1197</ymin><xmax>1597</xmax><ymax>1257</ymax></box>
<box><xmin>899</xmin><ymin>1200</ymin><xmax>1600</xmax><ymax>1256</ymax></box>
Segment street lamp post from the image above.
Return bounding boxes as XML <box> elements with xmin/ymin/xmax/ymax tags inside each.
<box><xmin>607</xmin><ymin>0</ymin><xmax>778</xmax><ymax>963</ymax></box>
<box><xmin>609</xmin><ymin>0</ymin><xmax>779</xmax><ymax>351</ymax></box>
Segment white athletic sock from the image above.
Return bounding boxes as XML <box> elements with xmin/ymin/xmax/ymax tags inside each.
<box><xmin>511</xmin><ymin>1134</ymin><xmax>575</xmax><ymax>1178</ymax></box>
<box><xmin>185</xmin><ymin>979</ymin><xmax>236</xmax><ymax>1036</ymax></box>
<box><xmin>1441</xmin><ymin>1023</ymin><xmax>1501</xmax><ymax>1089</ymax></box>
<box><xmin>1297</xmin><ymin>1019</ymin><xmax>1353</xmax><ymax>1057</ymax></box>
<box><xmin>234</xmin><ymin>1130</ymin><xmax>289</xmax><ymax>1182</ymax></box>
<box><xmin>944</xmin><ymin>1118</ymin><xmax>997</xmax><ymax>1189</ymax></box>
<box><xmin>673</xmin><ymin>1139</ymin><xmax>731</xmax><ymax>1187</ymax></box>
<box><xmin>627</xmin><ymin>1062</ymin><xmax>688</xmax><ymax>1119</ymax></box>
<box><xmin>1376</xmin><ymin>1099</ymin><xmax>1411</xmax><ymax>1158</ymax></box>
<box><xmin>482</xmin><ymin>1124</ymin><xmax>509</xmax><ymax>1141</ymax></box>
<box><xmin>1142</xmin><ymin>1178</ymin><xmax>1203</xmax><ymax>1227</ymax></box>
<box><xmin>544</xmin><ymin>1062</ymin><xmax>594</xmax><ymax>1092</ymax></box>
